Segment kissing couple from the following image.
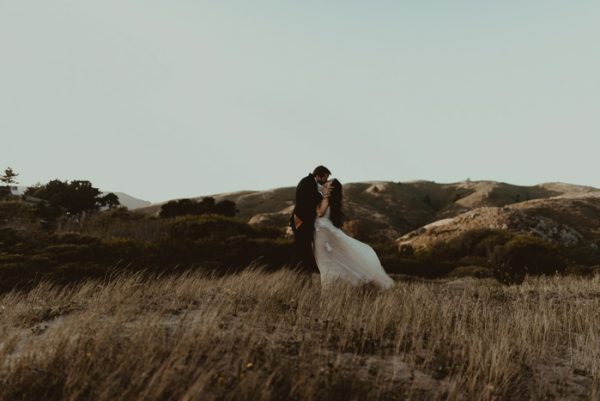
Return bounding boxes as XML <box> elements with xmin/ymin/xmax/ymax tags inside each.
<box><xmin>289</xmin><ymin>166</ymin><xmax>394</xmax><ymax>290</ymax></box>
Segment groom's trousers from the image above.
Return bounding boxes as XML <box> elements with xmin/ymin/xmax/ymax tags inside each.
<box><xmin>290</xmin><ymin>217</ymin><xmax>319</xmax><ymax>273</ymax></box>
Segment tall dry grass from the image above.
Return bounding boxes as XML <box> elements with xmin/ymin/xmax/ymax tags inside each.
<box><xmin>1</xmin><ymin>269</ymin><xmax>598</xmax><ymax>401</ymax></box>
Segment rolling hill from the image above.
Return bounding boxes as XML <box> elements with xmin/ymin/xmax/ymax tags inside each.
<box><xmin>398</xmin><ymin>194</ymin><xmax>600</xmax><ymax>251</ymax></box>
<box><xmin>136</xmin><ymin>180</ymin><xmax>600</xmax><ymax>243</ymax></box>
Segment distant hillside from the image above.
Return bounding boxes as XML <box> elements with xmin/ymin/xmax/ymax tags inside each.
<box><xmin>398</xmin><ymin>195</ymin><xmax>600</xmax><ymax>251</ymax></box>
<box><xmin>136</xmin><ymin>180</ymin><xmax>600</xmax><ymax>242</ymax></box>
<box><xmin>11</xmin><ymin>186</ymin><xmax>151</xmax><ymax>210</ymax></box>
<box><xmin>103</xmin><ymin>192</ymin><xmax>152</xmax><ymax>210</ymax></box>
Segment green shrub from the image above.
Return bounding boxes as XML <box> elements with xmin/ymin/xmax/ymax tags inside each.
<box><xmin>415</xmin><ymin>230</ymin><xmax>567</xmax><ymax>284</ymax></box>
<box><xmin>95</xmin><ymin>238</ymin><xmax>148</xmax><ymax>263</ymax></box>
<box><xmin>372</xmin><ymin>241</ymin><xmax>455</xmax><ymax>278</ymax></box>
<box><xmin>430</xmin><ymin>229</ymin><xmax>513</xmax><ymax>262</ymax></box>
<box><xmin>156</xmin><ymin>234</ymin><xmax>292</xmax><ymax>271</ymax></box>
<box><xmin>564</xmin><ymin>264</ymin><xmax>600</xmax><ymax>276</ymax></box>
<box><xmin>220</xmin><ymin>237</ymin><xmax>293</xmax><ymax>269</ymax></box>
<box><xmin>94</xmin><ymin>207</ymin><xmax>145</xmax><ymax>223</ymax></box>
<box><xmin>564</xmin><ymin>243</ymin><xmax>600</xmax><ymax>266</ymax></box>
<box><xmin>449</xmin><ymin>265</ymin><xmax>492</xmax><ymax>278</ymax></box>
<box><xmin>0</xmin><ymin>200</ymin><xmax>34</xmax><ymax>222</ymax></box>
<box><xmin>0</xmin><ymin>203</ymin><xmax>297</xmax><ymax>291</ymax></box>
<box><xmin>50</xmin><ymin>232</ymin><xmax>101</xmax><ymax>246</ymax></box>
<box><xmin>494</xmin><ymin>236</ymin><xmax>564</xmax><ymax>274</ymax></box>
<box><xmin>0</xmin><ymin>227</ymin><xmax>26</xmax><ymax>248</ymax></box>
<box><xmin>378</xmin><ymin>253</ymin><xmax>455</xmax><ymax>278</ymax></box>
<box><xmin>41</xmin><ymin>244</ymin><xmax>96</xmax><ymax>264</ymax></box>
<box><xmin>489</xmin><ymin>235</ymin><xmax>565</xmax><ymax>285</ymax></box>
<box><xmin>159</xmin><ymin>197</ymin><xmax>238</xmax><ymax>218</ymax></box>
<box><xmin>167</xmin><ymin>215</ymin><xmax>282</xmax><ymax>241</ymax></box>
<box><xmin>0</xmin><ymin>227</ymin><xmax>46</xmax><ymax>253</ymax></box>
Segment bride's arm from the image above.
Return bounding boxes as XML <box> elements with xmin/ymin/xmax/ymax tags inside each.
<box><xmin>316</xmin><ymin>196</ymin><xmax>330</xmax><ymax>217</ymax></box>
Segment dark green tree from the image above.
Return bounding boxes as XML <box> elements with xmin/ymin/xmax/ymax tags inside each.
<box><xmin>25</xmin><ymin>179</ymin><xmax>107</xmax><ymax>215</ymax></box>
<box><xmin>197</xmin><ymin>197</ymin><xmax>216</xmax><ymax>214</ymax></box>
<box><xmin>99</xmin><ymin>193</ymin><xmax>121</xmax><ymax>209</ymax></box>
<box><xmin>159</xmin><ymin>199</ymin><xmax>201</xmax><ymax>218</ymax></box>
<box><xmin>214</xmin><ymin>200</ymin><xmax>239</xmax><ymax>217</ymax></box>
<box><xmin>159</xmin><ymin>197</ymin><xmax>238</xmax><ymax>218</ymax></box>
<box><xmin>0</xmin><ymin>167</ymin><xmax>19</xmax><ymax>186</ymax></box>
<box><xmin>0</xmin><ymin>167</ymin><xmax>19</xmax><ymax>199</ymax></box>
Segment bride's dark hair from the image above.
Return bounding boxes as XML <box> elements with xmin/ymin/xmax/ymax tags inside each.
<box><xmin>329</xmin><ymin>179</ymin><xmax>344</xmax><ymax>228</ymax></box>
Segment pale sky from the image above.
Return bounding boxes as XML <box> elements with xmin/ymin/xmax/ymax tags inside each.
<box><xmin>1</xmin><ymin>1</ymin><xmax>598</xmax><ymax>202</ymax></box>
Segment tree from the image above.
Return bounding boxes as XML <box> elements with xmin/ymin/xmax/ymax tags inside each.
<box><xmin>197</xmin><ymin>197</ymin><xmax>216</xmax><ymax>214</ymax></box>
<box><xmin>159</xmin><ymin>197</ymin><xmax>239</xmax><ymax>218</ymax></box>
<box><xmin>159</xmin><ymin>199</ymin><xmax>202</xmax><ymax>218</ymax></box>
<box><xmin>0</xmin><ymin>167</ymin><xmax>19</xmax><ymax>186</ymax></box>
<box><xmin>65</xmin><ymin>180</ymin><xmax>103</xmax><ymax>214</ymax></box>
<box><xmin>99</xmin><ymin>193</ymin><xmax>121</xmax><ymax>209</ymax></box>
<box><xmin>0</xmin><ymin>167</ymin><xmax>19</xmax><ymax>199</ymax></box>
<box><xmin>214</xmin><ymin>200</ymin><xmax>239</xmax><ymax>217</ymax></box>
<box><xmin>25</xmin><ymin>179</ymin><xmax>108</xmax><ymax>215</ymax></box>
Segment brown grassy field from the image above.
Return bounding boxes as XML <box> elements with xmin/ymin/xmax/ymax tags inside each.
<box><xmin>1</xmin><ymin>269</ymin><xmax>599</xmax><ymax>401</ymax></box>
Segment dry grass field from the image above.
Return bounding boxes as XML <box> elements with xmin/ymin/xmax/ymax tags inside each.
<box><xmin>1</xmin><ymin>268</ymin><xmax>599</xmax><ymax>401</ymax></box>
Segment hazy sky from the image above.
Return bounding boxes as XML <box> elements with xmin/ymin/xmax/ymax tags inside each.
<box><xmin>1</xmin><ymin>1</ymin><xmax>598</xmax><ymax>202</ymax></box>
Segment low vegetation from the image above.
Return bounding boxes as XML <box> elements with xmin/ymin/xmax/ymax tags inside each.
<box><xmin>0</xmin><ymin>209</ymin><xmax>291</xmax><ymax>292</ymax></box>
<box><xmin>2</xmin><ymin>172</ymin><xmax>600</xmax><ymax>400</ymax></box>
<box><xmin>1</xmin><ymin>172</ymin><xmax>598</xmax><ymax>293</ymax></box>
<box><xmin>1</xmin><ymin>194</ymin><xmax>599</xmax><ymax>292</ymax></box>
<box><xmin>1</xmin><ymin>269</ymin><xmax>598</xmax><ymax>401</ymax></box>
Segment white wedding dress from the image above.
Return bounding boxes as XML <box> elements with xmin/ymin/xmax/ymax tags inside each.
<box><xmin>314</xmin><ymin>207</ymin><xmax>394</xmax><ymax>290</ymax></box>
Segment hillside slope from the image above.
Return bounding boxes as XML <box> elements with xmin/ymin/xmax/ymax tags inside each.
<box><xmin>137</xmin><ymin>181</ymin><xmax>600</xmax><ymax>241</ymax></box>
<box><xmin>397</xmin><ymin>194</ymin><xmax>600</xmax><ymax>251</ymax></box>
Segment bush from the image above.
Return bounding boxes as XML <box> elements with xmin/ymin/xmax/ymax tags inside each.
<box><xmin>413</xmin><ymin>229</ymin><xmax>567</xmax><ymax>284</ymax></box>
<box><xmin>490</xmin><ymin>235</ymin><xmax>565</xmax><ymax>285</ymax></box>
<box><xmin>0</xmin><ymin>200</ymin><xmax>34</xmax><ymax>222</ymax></box>
<box><xmin>159</xmin><ymin>197</ymin><xmax>238</xmax><ymax>218</ymax></box>
<box><xmin>564</xmin><ymin>264</ymin><xmax>600</xmax><ymax>276</ymax></box>
<box><xmin>24</xmin><ymin>179</ymin><xmax>112</xmax><ymax>215</ymax></box>
<box><xmin>564</xmin><ymin>243</ymin><xmax>600</xmax><ymax>266</ymax></box>
<box><xmin>0</xmin><ymin>227</ymin><xmax>26</xmax><ymax>249</ymax></box>
<box><xmin>219</xmin><ymin>237</ymin><xmax>293</xmax><ymax>269</ymax></box>
<box><xmin>373</xmin><ymin>242</ymin><xmax>455</xmax><ymax>278</ymax></box>
<box><xmin>430</xmin><ymin>229</ymin><xmax>513</xmax><ymax>262</ymax></box>
<box><xmin>0</xmin><ymin>210</ymin><xmax>295</xmax><ymax>291</ymax></box>
<box><xmin>41</xmin><ymin>244</ymin><xmax>96</xmax><ymax>264</ymax></box>
<box><xmin>95</xmin><ymin>207</ymin><xmax>145</xmax><ymax>222</ymax></box>
<box><xmin>449</xmin><ymin>265</ymin><xmax>492</xmax><ymax>278</ymax></box>
<box><xmin>0</xmin><ymin>227</ymin><xmax>47</xmax><ymax>253</ymax></box>
<box><xmin>72</xmin><ymin>210</ymin><xmax>163</xmax><ymax>243</ymax></box>
<box><xmin>95</xmin><ymin>238</ymin><xmax>149</xmax><ymax>263</ymax></box>
<box><xmin>167</xmin><ymin>215</ymin><xmax>282</xmax><ymax>241</ymax></box>
<box><xmin>50</xmin><ymin>232</ymin><xmax>101</xmax><ymax>246</ymax></box>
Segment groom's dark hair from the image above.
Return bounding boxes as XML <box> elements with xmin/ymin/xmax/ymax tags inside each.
<box><xmin>312</xmin><ymin>166</ymin><xmax>331</xmax><ymax>177</ymax></box>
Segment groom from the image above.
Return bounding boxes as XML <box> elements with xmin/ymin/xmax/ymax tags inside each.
<box><xmin>289</xmin><ymin>165</ymin><xmax>331</xmax><ymax>272</ymax></box>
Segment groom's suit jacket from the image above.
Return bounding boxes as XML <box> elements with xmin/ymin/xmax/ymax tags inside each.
<box><xmin>291</xmin><ymin>174</ymin><xmax>323</xmax><ymax>231</ymax></box>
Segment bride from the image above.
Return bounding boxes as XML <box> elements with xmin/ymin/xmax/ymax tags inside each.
<box><xmin>314</xmin><ymin>179</ymin><xmax>395</xmax><ymax>290</ymax></box>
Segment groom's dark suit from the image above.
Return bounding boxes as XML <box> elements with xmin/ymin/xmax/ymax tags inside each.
<box><xmin>290</xmin><ymin>173</ymin><xmax>323</xmax><ymax>272</ymax></box>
